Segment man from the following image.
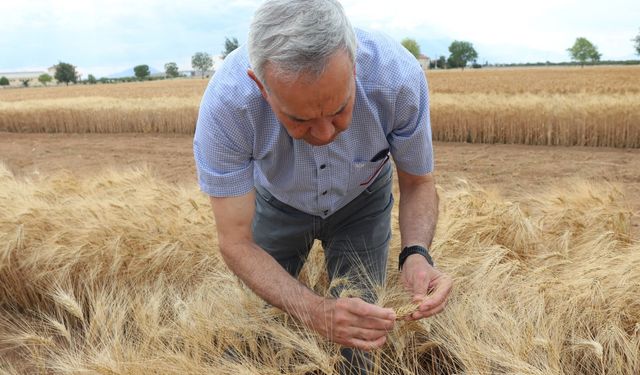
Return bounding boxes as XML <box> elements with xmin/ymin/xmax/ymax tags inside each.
<box><xmin>193</xmin><ymin>0</ymin><xmax>452</xmax><ymax>368</ymax></box>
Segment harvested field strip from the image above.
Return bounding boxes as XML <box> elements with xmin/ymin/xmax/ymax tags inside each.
<box><xmin>1</xmin><ymin>165</ymin><xmax>638</xmax><ymax>373</ymax></box>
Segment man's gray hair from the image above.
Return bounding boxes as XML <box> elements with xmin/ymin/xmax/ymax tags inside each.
<box><xmin>248</xmin><ymin>0</ymin><xmax>357</xmax><ymax>84</ymax></box>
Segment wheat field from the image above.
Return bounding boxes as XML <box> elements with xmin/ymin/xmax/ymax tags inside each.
<box><xmin>1</xmin><ymin>66</ymin><xmax>639</xmax><ymax>147</ymax></box>
<box><xmin>1</xmin><ymin>164</ymin><xmax>638</xmax><ymax>374</ymax></box>
<box><xmin>427</xmin><ymin>66</ymin><xmax>640</xmax><ymax>148</ymax></box>
<box><xmin>0</xmin><ymin>80</ymin><xmax>205</xmax><ymax>134</ymax></box>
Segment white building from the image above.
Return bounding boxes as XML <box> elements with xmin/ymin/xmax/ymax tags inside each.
<box><xmin>0</xmin><ymin>65</ymin><xmax>83</xmax><ymax>87</ymax></box>
<box><xmin>0</xmin><ymin>71</ymin><xmax>48</xmax><ymax>87</ymax></box>
<box><xmin>418</xmin><ymin>54</ymin><xmax>431</xmax><ymax>70</ymax></box>
<box><xmin>0</xmin><ymin>71</ymin><xmax>47</xmax><ymax>80</ymax></box>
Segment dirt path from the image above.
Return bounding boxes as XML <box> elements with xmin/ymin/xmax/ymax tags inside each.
<box><xmin>2</xmin><ymin>132</ymin><xmax>639</xmax><ymax>237</ymax></box>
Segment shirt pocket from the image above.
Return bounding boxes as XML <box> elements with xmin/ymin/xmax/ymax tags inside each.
<box><xmin>348</xmin><ymin>156</ymin><xmax>391</xmax><ymax>193</ymax></box>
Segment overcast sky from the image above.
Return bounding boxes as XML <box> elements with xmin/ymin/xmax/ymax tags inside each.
<box><xmin>1</xmin><ymin>0</ymin><xmax>638</xmax><ymax>78</ymax></box>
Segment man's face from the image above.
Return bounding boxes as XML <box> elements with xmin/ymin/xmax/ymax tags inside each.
<box><xmin>249</xmin><ymin>51</ymin><xmax>356</xmax><ymax>146</ymax></box>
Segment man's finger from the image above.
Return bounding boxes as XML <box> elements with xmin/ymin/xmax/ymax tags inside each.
<box><xmin>351</xmin><ymin>326</ymin><xmax>390</xmax><ymax>341</ymax></box>
<box><xmin>412</xmin><ymin>293</ymin><xmax>426</xmax><ymax>303</ymax></box>
<box><xmin>353</xmin><ymin>316</ymin><xmax>396</xmax><ymax>331</ymax></box>
<box><xmin>409</xmin><ymin>300</ymin><xmax>447</xmax><ymax>320</ymax></box>
<box><xmin>349</xmin><ymin>335</ymin><xmax>387</xmax><ymax>351</ymax></box>
<box><xmin>346</xmin><ymin>298</ymin><xmax>397</xmax><ymax>321</ymax></box>
<box><xmin>418</xmin><ymin>277</ymin><xmax>452</xmax><ymax>312</ymax></box>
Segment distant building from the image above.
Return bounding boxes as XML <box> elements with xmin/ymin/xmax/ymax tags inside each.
<box><xmin>0</xmin><ymin>71</ymin><xmax>47</xmax><ymax>80</ymax></box>
<box><xmin>418</xmin><ymin>54</ymin><xmax>431</xmax><ymax>70</ymax></box>
<box><xmin>200</xmin><ymin>69</ymin><xmax>215</xmax><ymax>78</ymax></box>
<box><xmin>174</xmin><ymin>53</ymin><xmax>223</xmax><ymax>78</ymax></box>
<box><xmin>0</xmin><ymin>70</ymin><xmax>50</xmax><ymax>87</ymax></box>
<box><xmin>0</xmin><ymin>65</ymin><xmax>62</xmax><ymax>87</ymax></box>
<box><xmin>181</xmin><ymin>69</ymin><xmax>215</xmax><ymax>78</ymax></box>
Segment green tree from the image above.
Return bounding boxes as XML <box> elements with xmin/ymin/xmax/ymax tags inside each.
<box><xmin>633</xmin><ymin>28</ymin><xmax>640</xmax><ymax>56</ymax></box>
<box><xmin>437</xmin><ymin>55</ymin><xmax>447</xmax><ymax>69</ymax></box>
<box><xmin>0</xmin><ymin>76</ymin><xmax>9</xmax><ymax>86</ymax></box>
<box><xmin>222</xmin><ymin>37</ymin><xmax>239</xmax><ymax>59</ymax></box>
<box><xmin>401</xmin><ymin>38</ymin><xmax>421</xmax><ymax>59</ymax></box>
<box><xmin>192</xmin><ymin>52</ymin><xmax>213</xmax><ymax>79</ymax></box>
<box><xmin>447</xmin><ymin>40</ymin><xmax>478</xmax><ymax>70</ymax></box>
<box><xmin>440</xmin><ymin>55</ymin><xmax>448</xmax><ymax>69</ymax></box>
<box><xmin>567</xmin><ymin>37</ymin><xmax>601</xmax><ymax>67</ymax></box>
<box><xmin>54</xmin><ymin>62</ymin><xmax>78</xmax><ymax>85</ymax></box>
<box><xmin>164</xmin><ymin>62</ymin><xmax>180</xmax><ymax>78</ymax></box>
<box><xmin>38</xmin><ymin>73</ymin><xmax>52</xmax><ymax>86</ymax></box>
<box><xmin>87</xmin><ymin>74</ymin><xmax>97</xmax><ymax>84</ymax></box>
<box><xmin>134</xmin><ymin>64</ymin><xmax>150</xmax><ymax>80</ymax></box>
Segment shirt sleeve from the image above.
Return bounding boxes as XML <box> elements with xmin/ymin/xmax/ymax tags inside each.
<box><xmin>193</xmin><ymin>79</ymin><xmax>255</xmax><ymax>197</ymax></box>
<box><xmin>388</xmin><ymin>63</ymin><xmax>434</xmax><ymax>176</ymax></box>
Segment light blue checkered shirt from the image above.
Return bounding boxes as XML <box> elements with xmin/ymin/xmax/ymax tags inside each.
<box><xmin>194</xmin><ymin>28</ymin><xmax>433</xmax><ymax>218</ymax></box>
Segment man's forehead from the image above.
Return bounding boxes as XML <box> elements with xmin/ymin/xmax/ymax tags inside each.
<box><xmin>281</xmin><ymin>91</ymin><xmax>352</xmax><ymax>121</ymax></box>
<box><xmin>274</xmin><ymin>75</ymin><xmax>352</xmax><ymax>114</ymax></box>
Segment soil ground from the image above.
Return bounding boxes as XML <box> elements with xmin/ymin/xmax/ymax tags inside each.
<box><xmin>2</xmin><ymin>132</ymin><xmax>639</xmax><ymax>238</ymax></box>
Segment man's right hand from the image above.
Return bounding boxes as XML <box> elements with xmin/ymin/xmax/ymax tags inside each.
<box><xmin>306</xmin><ymin>297</ymin><xmax>397</xmax><ymax>350</ymax></box>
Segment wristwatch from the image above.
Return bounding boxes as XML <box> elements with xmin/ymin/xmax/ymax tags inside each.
<box><xmin>399</xmin><ymin>245</ymin><xmax>434</xmax><ymax>270</ymax></box>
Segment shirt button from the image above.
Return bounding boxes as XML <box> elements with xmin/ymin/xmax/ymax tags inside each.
<box><xmin>319</xmin><ymin>164</ymin><xmax>326</xmax><ymax>170</ymax></box>
<box><xmin>322</xmin><ymin>191</ymin><xmax>327</xmax><ymax>195</ymax></box>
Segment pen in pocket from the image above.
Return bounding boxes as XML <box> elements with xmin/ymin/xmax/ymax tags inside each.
<box><xmin>370</xmin><ymin>148</ymin><xmax>390</xmax><ymax>162</ymax></box>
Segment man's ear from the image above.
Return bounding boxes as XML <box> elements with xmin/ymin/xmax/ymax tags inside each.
<box><xmin>247</xmin><ymin>69</ymin><xmax>268</xmax><ymax>100</ymax></box>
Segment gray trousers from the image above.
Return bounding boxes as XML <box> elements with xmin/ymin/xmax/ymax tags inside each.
<box><xmin>252</xmin><ymin>164</ymin><xmax>393</xmax><ymax>374</ymax></box>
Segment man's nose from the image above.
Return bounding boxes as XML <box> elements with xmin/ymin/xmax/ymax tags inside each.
<box><xmin>310</xmin><ymin>118</ymin><xmax>336</xmax><ymax>141</ymax></box>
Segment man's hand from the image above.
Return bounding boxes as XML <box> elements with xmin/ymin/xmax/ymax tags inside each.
<box><xmin>306</xmin><ymin>297</ymin><xmax>396</xmax><ymax>351</ymax></box>
<box><xmin>400</xmin><ymin>254</ymin><xmax>453</xmax><ymax>321</ymax></box>
<box><xmin>211</xmin><ymin>193</ymin><xmax>396</xmax><ymax>350</ymax></box>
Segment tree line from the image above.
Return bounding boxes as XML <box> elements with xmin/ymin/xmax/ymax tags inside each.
<box><xmin>401</xmin><ymin>28</ymin><xmax>640</xmax><ymax>69</ymax></box>
<box><xmin>3</xmin><ymin>31</ymin><xmax>639</xmax><ymax>87</ymax></box>
<box><xmin>1</xmin><ymin>37</ymin><xmax>240</xmax><ymax>87</ymax></box>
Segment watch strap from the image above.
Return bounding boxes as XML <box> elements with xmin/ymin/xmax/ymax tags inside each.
<box><xmin>399</xmin><ymin>245</ymin><xmax>434</xmax><ymax>270</ymax></box>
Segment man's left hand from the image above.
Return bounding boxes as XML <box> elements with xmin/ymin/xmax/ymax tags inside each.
<box><xmin>400</xmin><ymin>254</ymin><xmax>453</xmax><ymax>321</ymax></box>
